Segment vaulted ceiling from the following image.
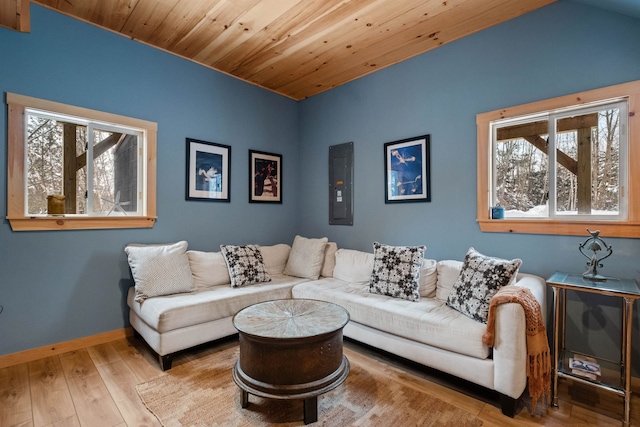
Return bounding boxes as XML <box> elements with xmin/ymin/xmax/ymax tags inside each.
<box><xmin>1</xmin><ymin>0</ymin><xmax>562</xmax><ymax>100</ymax></box>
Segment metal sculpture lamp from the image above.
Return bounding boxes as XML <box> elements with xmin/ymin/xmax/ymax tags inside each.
<box><xmin>578</xmin><ymin>229</ymin><xmax>613</xmax><ymax>281</ymax></box>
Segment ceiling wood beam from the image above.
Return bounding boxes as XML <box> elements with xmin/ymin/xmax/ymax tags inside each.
<box><xmin>0</xmin><ymin>0</ymin><xmax>30</xmax><ymax>32</ymax></box>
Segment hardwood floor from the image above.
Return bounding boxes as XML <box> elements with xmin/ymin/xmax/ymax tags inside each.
<box><xmin>1</xmin><ymin>335</ymin><xmax>637</xmax><ymax>426</ymax></box>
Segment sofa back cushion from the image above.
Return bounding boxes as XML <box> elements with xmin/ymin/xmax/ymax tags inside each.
<box><xmin>284</xmin><ymin>235</ymin><xmax>328</xmax><ymax>279</ymax></box>
<box><xmin>187</xmin><ymin>250</ymin><xmax>231</xmax><ymax>288</ymax></box>
<box><xmin>419</xmin><ymin>258</ymin><xmax>438</xmax><ymax>298</ymax></box>
<box><xmin>259</xmin><ymin>244</ymin><xmax>291</xmax><ymax>275</ymax></box>
<box><xmin>333</xmin><ymin>249</ymin><xmax>374</xmax><ymax>283</ymax></box>
<box><xmin>435</xmin><ymin>260</ymin><xmax>464</xmax><ymax>302</ymax></box>
<box><xmin>320</xmin><ymin>242</ymin><xmax>338</xmax><ymax>277</ymax></box>
<box><xmin>333</xmin><ymin>249</ymin><xmax>436</xmax><ymax>297</ymax></box>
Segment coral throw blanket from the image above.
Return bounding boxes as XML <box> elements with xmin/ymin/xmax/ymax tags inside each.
<box><xmin>482</xmin><ymin>286</ymin><xmax>551</xmax><ymax>413</ymax></box>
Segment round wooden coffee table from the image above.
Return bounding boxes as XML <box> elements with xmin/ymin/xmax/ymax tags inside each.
<box><xmin>232</xmin><ymin>299</ymin><xmax>350</xmax><ymax>424</ymax></box>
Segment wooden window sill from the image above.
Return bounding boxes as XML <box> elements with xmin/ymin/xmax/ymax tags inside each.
<box><xmin>477</xmin><ymin>219</ymin><xmax>640</xmax><ymax>238</ymax></box>
<box><xmin>7</xmin><ymin>216</ymin><xmax>156</xmax><ymax>231</ymax></box>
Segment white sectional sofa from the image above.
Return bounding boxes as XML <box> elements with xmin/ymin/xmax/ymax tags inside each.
<box><xmin>125</xmin><ymin>238</ymin><xmax>546</xmax><ymax>417</ymax></box>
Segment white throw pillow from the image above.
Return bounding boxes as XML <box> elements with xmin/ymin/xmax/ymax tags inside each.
<box><xmin>320</xmin><ymin>242</ymin><xmax>338</xmax><ymax>277</ymax></box>
<box><xmin>435</xmin><ymin>260</ymin><xmax>464</xmax><ymax>302</ymax></box>
<box><xmin>419</xmin><ymin>258</ymin><xmax>438</xmax><ymax>298</ymax></box>
<box><xmin>446</xmin><ymin>247</ymin><xmax>522</xmax><ymax>323</ymax></box>
<box><xmin>125</xmin><ymin>241</ymin><xmax>195</xmax><ymax>303</ymax></box>
<box><xmin>283</xmin><ymin>235</ymin><xmax>328</xmax><ymax>279</ymax></box>
<box><xmin>333</xmin><ymin>249</ymin><xmax>374</xmax><ymax>283</ymax></box>
<box><xmin>187</xmin><ymin>250</ymin><xmax>230</xmax><ymax>288</ymax></box>
<box><xmin>369</xmin><ymin>242</ymin><xmax>426</xmax><ymax>302</ymax></box>
<box><xmin>220</xmin><ymin>244</ymin><xmax>271</xmax><ymax>287</ymax></box>
<box><xmin>259</xmin><ymin>244</ymin><xmax>291</xmax><ymax>275</ymax></box>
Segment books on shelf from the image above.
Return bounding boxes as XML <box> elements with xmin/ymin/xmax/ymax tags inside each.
<box><xmin>569</xmin><ymin>354</ymin><xmax>601</xmax><ymax>381</ymax></box>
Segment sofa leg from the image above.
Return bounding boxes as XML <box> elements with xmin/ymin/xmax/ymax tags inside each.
<box><xmin>500</xmin><ymin>394</ymin><xmax>517</xmax><ymax>417</ymax></box>
<box><xmin>160</xmin><ymin>354</ymin><xmax>173</xmax><ymax>371</ymax></box>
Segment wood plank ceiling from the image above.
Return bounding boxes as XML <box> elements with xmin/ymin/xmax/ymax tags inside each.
<box><xmin>12</xmin><ymin>0</ymin><xmax>555</xmax><ymax>100</ymax></box>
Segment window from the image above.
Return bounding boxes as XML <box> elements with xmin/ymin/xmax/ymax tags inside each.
<box><xmin>477</xmin><ymin>80</ymin><xmax>640</xmax><ymax>237</ymax></box>
<box><xmin>493</xmin><ymin>100</ymin><xmax>627</xmax><ymax>219</ymax></box>
<box><xmin>7</xmin><ymin>93</ymin><xmax>157</xmax><ymax>231</ymax></box>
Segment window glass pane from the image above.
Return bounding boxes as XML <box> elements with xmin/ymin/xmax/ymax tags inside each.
<box><xmin>494</xmin><ymin>119</ymin><xmax>549</xmax><ymax>218</ymax></box>
<box><xmin>553</xmin><ymin>108</ymin><xmax>620</xmax><ymax>216</ymax></box>
<box><xmin>26</xmin><ymin>115</ymin><xmax>89</xmax><ymax>215</ymax></box>
<box><xmin>26</xmin><ymin>110</ymin><xmax>142</xmax><ymax>216</ymax></box>
<box><xmin>91</xmin><ymin>129</ymin><xmax>139</xmax><ymax>215</ymax></box>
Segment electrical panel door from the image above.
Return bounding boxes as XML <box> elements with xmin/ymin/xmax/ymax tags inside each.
<box><xmin>329</xmin><ymin>142</ymin><xmax>353</xmax><ymax>225</ymax></box>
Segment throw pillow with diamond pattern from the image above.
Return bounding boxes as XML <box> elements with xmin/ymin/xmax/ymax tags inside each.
<box><xmin>220</xmin><ymin>244</ymin><xmax>271</xmax><ymax>287</ymax></box>
<box><xmin>369</xmin><ymin>242</ymin><xmax>426</xmax><ymax>302</ymax></box>
<box><xmin>446</xmin><ymin>247</ymin><xmax>522</xmax><ymax>323</ymax></box>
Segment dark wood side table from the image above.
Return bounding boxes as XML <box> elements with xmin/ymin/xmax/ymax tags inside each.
<box><xmin>547</xmin><ymin>271</ymin><xmax>640</xmax><ymax>426</ymax></box>
<box><xmin>232</xmin><ymin>299</ymin><xmax>350</xmax><ymax>424</ymax></box>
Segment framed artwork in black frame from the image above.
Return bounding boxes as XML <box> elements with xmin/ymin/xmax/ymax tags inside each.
<box><xmin>249</xmin><ymin>149</ymin><xmax>282</xmax><ymax>203</ymax></box>
<box><xmin>185</xmin><ymin>138</ymin><xmax>231</xmax><ymax>202</ymax></box>
<box><xmin>384</xmin><ymin>134</ymin><xmax>431</xmax><ymax>203</ymax></box>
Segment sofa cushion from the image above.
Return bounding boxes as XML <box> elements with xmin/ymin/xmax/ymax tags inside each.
<box><xmin>369</xmin><ymin>242</ymin><xmax>426</xmax><ymax>302</ymax></box>
<box><xmin>259</xmin><ymin>244</ymin><xmax>291</xmax><ymax>275</ymax></box>
<box><xmin>292</xmin><ymin>278</ymin><xmax>490</xmax><ymax>359</ymax></box>
<box><xmin>284</xmin><ymin>235</ymin><xmax>328</xmax><ymax>279</ymax></box>
<box><xmin>187</xmin><ymin>250</ymin><xmax>230</xmax><ymax>289</ymax></box>
<box><xmin>446</xmin><ymin>247</ymin><xmax>522</xmax><ymax>323</ymax></box>
<box><xmin>128</xmin><ymin>275</ymin><xmax>309</xmax><ymax>333</ymax></box>
<box><xmin>320</xmin><ymin>242</ymin><xmax>338</xmax><ymax>277</ymax></box>
<box><xmin>332</xmin><ymin>250</ymin><xmax>434</xmax><ymax>294</ymax></box>
<box><xmin>125</xmin><ymin>241</ymin><xmax>195</xmax><ymax>303</ymax></box>
<box><xmin>333</xmin><ymin>249</ymin><xmax>374</xmax><ymax>283</ymax></box>
<box><xmin>220</xmin><ymin>244</ymin><xmax>271</xmax><ymax>287</ymax></box>
<box><xmin>435</xmin><ymin>260</ymin><xmax>464</xmax><ymax>302</ymax></box>
<box><xmin>419</xmin><ymin>258</ymin><xmax>438</xmax><ymax>298</ymax></box>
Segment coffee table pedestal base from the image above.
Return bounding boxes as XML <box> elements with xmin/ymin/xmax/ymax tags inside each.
<box><xmin>239</xmin><ymin>390</ymin><xmax>317</xmax><ymax>424</ymax></box>
<box><xmin>233</xmin><ymin>355</ymin><xmax>349</xmax><ymax>425</ymax></box>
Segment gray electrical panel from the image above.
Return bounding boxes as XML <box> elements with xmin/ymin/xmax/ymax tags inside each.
<box><xmin>329</xmin><ymin>142</ymin><xmax>353</xmax><ymax>225</ymax></box>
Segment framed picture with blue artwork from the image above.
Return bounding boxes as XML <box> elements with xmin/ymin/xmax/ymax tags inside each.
<box><xmin>186</xmin><ymin>138</ymin><xmax>231</xmax><ymax>202</ymax></box>
<box><xmin>384</xmin><ymin>134</ymin><xmax>430</xmax><ymax>203</ymax></box>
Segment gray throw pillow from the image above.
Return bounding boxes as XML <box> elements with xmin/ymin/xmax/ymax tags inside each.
<box><xmin>369</xmin><ymin>242</ymin><xmax>426</xmax><ymax>302</ymax></box>
<box><xmin>446</xmin><ymin>247</ymin><xmax>522</xmax><ymax>323</ymax></box>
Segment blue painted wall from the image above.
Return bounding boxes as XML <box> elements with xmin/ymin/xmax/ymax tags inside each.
<box><xmin>298</xmin><ymin>1</ymin><xmax>640</xmax><ymax>367</ymax></box>
<box><xmin>0</xmin><ymin>5</ymin><xmax>299</xmax><ymax>355</ymax></box>
<box><xmin>1</xmin><ymin>0</ymin><xmax>640</xmax><ymax>376</ymax></box>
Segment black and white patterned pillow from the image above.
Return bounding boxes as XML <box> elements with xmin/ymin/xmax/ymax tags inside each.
<box><xmin>220</xmin><ymin>244</ymin><xmax>271</xmax><ymax>287</ymax></box>
<box><xmin>369</xmin><ymin>242</ymin><xmax>426</xmax><ymax>302</ymax></box>
<box><xmin>446</xmin><ymin>247</ymin><xmax>522</xmax><ymax>323</ymax></box>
